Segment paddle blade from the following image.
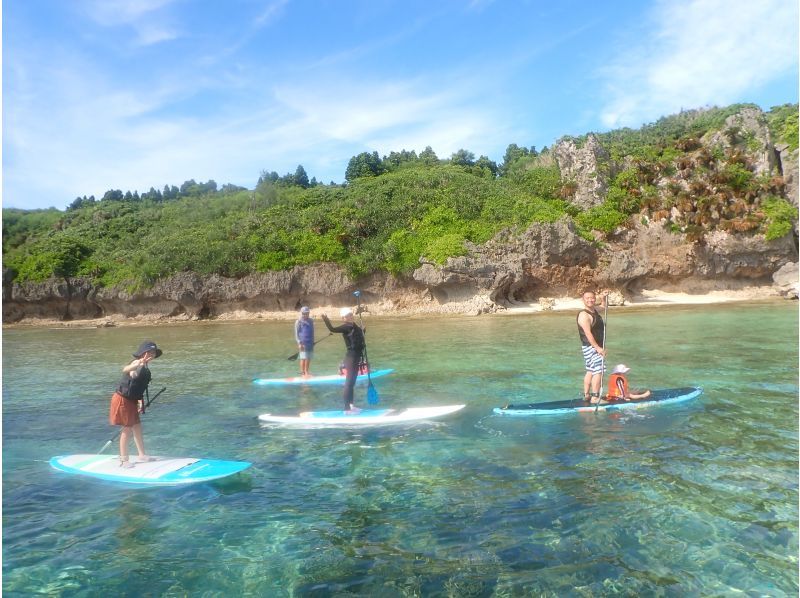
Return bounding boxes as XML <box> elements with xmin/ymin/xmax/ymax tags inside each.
<box><xmin>287</xmin><ymin>353</ymin><xmax>299</xmax><ymax>361</ymax></box>
<box><xmin>367</xmin><ymin>383</ymin><xmax>379</xmax><ymax>405</ymax></box>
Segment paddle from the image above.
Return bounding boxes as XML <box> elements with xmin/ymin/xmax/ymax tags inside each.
<box><xmin>354</xmin><ymin>290</ymin><xmax>379</xmax><ymax>405</ymax></box>
<box><xmin>595</xmin><ymin>294</ymin><xmax>609</xmax><ymax>413</ymax></box>
<box><xmin>287</xmin><ymin>333</ymin><xmax>332</xmax><ymax>361</ymax></box>
<box><xmin>99</xmin><ymin>386</ymin><xmax>166</xmax><ymax>454</ymax></box>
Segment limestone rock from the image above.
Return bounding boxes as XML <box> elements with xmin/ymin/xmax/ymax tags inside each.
<box><xmin>773</xmin><ymin>262</ymin><xmax>799</xmax><ymax>299</ymax></box>
<box><xmin>552</xmin><ymin>134</ymin><xmax>612</xmax><ymax>209</ymax></box>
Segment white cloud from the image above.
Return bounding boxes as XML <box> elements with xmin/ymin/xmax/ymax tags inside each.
<box><xmin>254</xmin><ymin>0</ymin><xmax>290</xmax><ymax>28</ymax></box>
<box><xmin>600</xmin><ymin>0</ymin><xmax>799</xmax><ymax>127</ymax></box>
<box><xmin>4</xmin><ymin>57</ymin><xmax>512</xmax><ymax>208</ymax></box>
<box><xmin>271</xmin><ymin>75</ymin><xmax>509</xmax><ymax>160</ymax></box>
<box><xmin>82</xmin><ymin>0</ymin><xmax>180</xmax><ymax>46</ymax></box>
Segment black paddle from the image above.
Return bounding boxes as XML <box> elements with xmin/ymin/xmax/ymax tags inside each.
<box><xmin>594</xmin><ymin>295</ymin><xmax>609</xmax><ymax>413</ymax></box>
<box><xmin>287</xmin><ymin>333</ymin><xmax>332</xmax><ymax>361</ymax></box>
<box><xmin>99</xmin><ymin>386</ymin><xmax>166</xmax><ymax>454</ymax></box>
<box><xmin>354</xmin><ymin>290</ymin><xmax>379</xmax><ymax>405</ymax></box>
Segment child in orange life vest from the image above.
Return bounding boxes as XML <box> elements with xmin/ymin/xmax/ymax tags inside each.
<box><xmin>606</xmin><ymin>364</ymin><xmax>651</xmax><ymax>401</ymax></box>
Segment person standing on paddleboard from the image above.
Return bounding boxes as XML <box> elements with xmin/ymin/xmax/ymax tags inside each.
<box><xmin>321</xmin><ymin>307</ymin><xmax>365</xmax><ymax>413</ymax></box>
<box><xmin>294</xmin><ymin>306</ymin><xmax>315</xmax><ymax>378</ymax></box>
<box><xmin>577</xmin><ymin>290</ymin><xmax>607</xmax><ymax>404</ymax></box>
<box><xmin>109</xmin><ymin>341</ymin><xmax>162</xmax><ymax>467</ymax></box>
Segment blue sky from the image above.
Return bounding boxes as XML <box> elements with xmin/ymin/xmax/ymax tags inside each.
<box><xmin>4</xmin><ymin>0</ymin><xmax>798</xmax><ymax>210</ymax></box>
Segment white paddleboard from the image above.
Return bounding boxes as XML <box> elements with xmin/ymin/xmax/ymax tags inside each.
<box><xmin>49</xmin><ymin>454</ymin><xmax>251</xmax><ymax>486</ymax></box>
<box><xmin>253</xmin><ymin>368</ymin><xmax>394</xmax><ymax>386</ymax></box>
<box><xmin>258</xmin><ymin>404</ymin><xmax>465</xmax><ymax>426</ymax></box>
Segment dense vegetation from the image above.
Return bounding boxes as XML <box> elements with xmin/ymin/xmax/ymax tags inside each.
<box><xmin>3</xmin><ymin>103</ymin><xmax>797</xmax><ymax>290</ymax></box>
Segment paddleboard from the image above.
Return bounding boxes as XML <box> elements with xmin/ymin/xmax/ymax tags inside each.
<box><xmin>49</xmin><ymin>454</ymin><xmax>251</xmax><ymax>486</ymax></box>
<box><xmin>494</xmin><ymin>387</ymin><xmax>702</xmax><ymax>416</ymax></box>
<box><xmin>253</xmin><ymin>368</ymin><xmax>394</xmax><ymax>387</ymax></box>
<box><xmin>259</xmin><ymin>404</ymin><xmax>465</xmax><ymax>426</ymax></box>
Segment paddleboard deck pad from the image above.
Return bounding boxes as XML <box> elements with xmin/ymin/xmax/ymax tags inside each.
<box><xmin>253</xmin><ymin>368</ymin><xmax>394</xmax><ymax>387</ymax></box>
<box><xmin>49</xmin><ymin>454</ymin><xmax>251</xmax><ymax>485</ymax></box>
<box><xmin>494</xmin><ymin>387</ymin><xmax>702</xmax><ymax>416</ymax></box>
<box><xmin>259</xmin><ymin>404</ymin><xmax>465</xmax><ymax>426</ymax></box>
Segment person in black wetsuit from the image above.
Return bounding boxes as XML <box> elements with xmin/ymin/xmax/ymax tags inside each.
<box><xmin>321</xmin><ymin>307</ymin><xmax>365</xmax><ymax>413</ymax></box>
<box><xmin>577</xmin><ymin>290</ymin><xmax>607</xmax><ymax>403</ymax></box>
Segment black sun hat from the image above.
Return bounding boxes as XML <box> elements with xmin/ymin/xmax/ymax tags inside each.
<box><xmin>133</xmin><ymin>341</ymin><xmax>163</xmax><ymax>359</ymax></box>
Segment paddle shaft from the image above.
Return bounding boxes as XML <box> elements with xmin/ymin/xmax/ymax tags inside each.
<box><xmin>288</xmin><ymin>333</ymin><xmax>332</xmax><ymax>360</ymax></box>
<box><xmin>354</xmin><ymin>291</ymin><xmax>379</xmax><ymax>404</ymax></box>
<box><xmin>99</xmin><ymin>386</ymin><xmax>166</xmax><ymax>454</ymax></box>
<box><xmin>595</xmin><ymin>297</ymin><xmax>609</xmax><ymax>413</ymax></box>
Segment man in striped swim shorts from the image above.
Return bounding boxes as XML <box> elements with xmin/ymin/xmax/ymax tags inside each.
<box><xmin>577</xmin><ymin>290</ymin><xmax>607</xmax><ymax>403</ymax></box>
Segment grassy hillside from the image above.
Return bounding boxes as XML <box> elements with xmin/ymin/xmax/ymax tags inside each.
<box><xmin>3</xmin><ymin>103</ymin><xmax>797</xmax><ymax>291</ymax></box>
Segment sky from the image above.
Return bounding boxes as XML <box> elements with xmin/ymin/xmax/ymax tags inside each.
<box><xmin>3</xmin><ymin>0</ymin><xmax>798</xmax><ymax>211</ymax></box>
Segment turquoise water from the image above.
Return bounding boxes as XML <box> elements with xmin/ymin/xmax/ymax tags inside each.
<box><xmin>3</xmin><ymin>301</ymin><xmax>798</xmax><ymax>595</ymax></box>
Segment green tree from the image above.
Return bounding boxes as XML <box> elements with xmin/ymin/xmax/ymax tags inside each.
<box><xmin>474</xmin><ymin>155</ymin><xmax>499</xmax><ymax>177</ymax></box>
<box><xmin>500</xmin><ymin>143</ymin><xmax>531</xmax><ymax>175</ymax></box>
<box><xmin>450</xmin><ymin>149</ymin><xmax>475</xmax><ymax>167</ymax></box>
<box><xmin>345</xmin><ymin>151</ymin><xmax>384</xmax><ymax>182</ymax></box>
<box><xmin>419</xmin><ymin>146</ymin><xmax>439</xmax><ymax>166</ymax></box>
<box><xmin>382</xmin><ymin>149</ymin><xmax>418</xmax><ymax>171</ymax></box>
<box><xmin>102</xmin><ymin>189</ymin><xmax>124</xmax><ymax>202</ymax></box>
<box><xmin>293</xmin><ymin>165</ymin><xmax>310</xmax><ymax>188</ymax></box>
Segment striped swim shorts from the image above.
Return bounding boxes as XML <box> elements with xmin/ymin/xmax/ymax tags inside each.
<box><xmin>581</xmin><ymin>345</ymin><xmax>605</xmax><ymax>374</ymax></box>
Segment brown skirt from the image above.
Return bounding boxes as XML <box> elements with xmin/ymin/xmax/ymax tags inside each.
<box><xmin>109</xmin><ymin>391</ymin><xmax>141</xmax><ymax>427</ymax></box>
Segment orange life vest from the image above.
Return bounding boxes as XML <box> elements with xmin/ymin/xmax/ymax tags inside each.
<box><xmin>607</xmin><ymin>373</ymin><xmax>629</xmax><ymax>400</ymax></box>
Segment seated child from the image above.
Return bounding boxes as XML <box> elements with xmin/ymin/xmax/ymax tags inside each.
<box><xmin>606</xmin><ymin>364</ymin><xmax>651</xmax><ymax>401</ymax></box>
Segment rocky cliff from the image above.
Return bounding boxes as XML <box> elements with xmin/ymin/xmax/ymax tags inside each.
<box><xmin>4</xmin><ymin>219</ymin><xmax>796</xmax><ymax>322</ymax></box>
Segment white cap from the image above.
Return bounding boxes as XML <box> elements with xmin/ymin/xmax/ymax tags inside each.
<box><xmin>612</xmin><ymin>364</ymin><xmax>631</xmax><ymax>374</ymax></box>
<box><xmin>340</xmin><ymin>307</ymin><xmax>353</xmax><ymax>318</ymax></box>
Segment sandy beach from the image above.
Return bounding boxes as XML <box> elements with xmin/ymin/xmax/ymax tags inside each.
<box><xmin>4</xmin><ymin>284</ymin><xmax>792</xmax><ymax>329</ymax></box>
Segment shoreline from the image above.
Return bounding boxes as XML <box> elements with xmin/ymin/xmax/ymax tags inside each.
<box><xmin>3</xmin><ymin>286</ymin><xmax>792</xmax><ymax>329</ymax></box>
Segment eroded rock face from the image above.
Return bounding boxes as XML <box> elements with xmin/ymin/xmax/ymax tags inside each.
<box><xmin>552</xmin><ymin>134</ymin><xmax>613</xmax><ymax>210</ymax></box>
<box><xmin>704</xmin><ymin>107</ymin><xmax>777</xmax><ymax>176</ymax></box>
<box><xmin>777</xmin><ymin>145</ymin><xmax>799</xmax><ymax>209</ymax></box>
<box><xmin>773</xmin><ymin>262</ymin><xmax>799</xmax><ymax>299</ymax></box>
<box><xmin>4</xmin><ymin>217</ymin><xmax>798</xmax><ymax>323</ymax></box>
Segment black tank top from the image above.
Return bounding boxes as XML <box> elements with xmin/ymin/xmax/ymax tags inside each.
<box><xmin>117</xmin><ymin>366</ymin><xmax>152</xmax><ymax>400</ymax></box>
<box><xmin>577</xmin><ymin>309</ymin><xmax>604</xmax><ymax>347</ymax></box>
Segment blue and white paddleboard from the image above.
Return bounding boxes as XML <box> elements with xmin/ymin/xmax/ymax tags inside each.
<box><xmin>49</xmin><ymin>454</ymin><xmax>251</xmax><ymax>486</ymax></box>
<box><xmin>493</xmin><ymin>387</ymin><xmax>702</xmax><ymax>416</ymax></box>
<box><xmin>253</xmin><ymin>368</ymin><xmax>394</xmax><ymax>387</ymax></box>
<box><xmin>259</xmin><ymin>404</ymin><xmax>465</xmax><ymax>426</ymax></box>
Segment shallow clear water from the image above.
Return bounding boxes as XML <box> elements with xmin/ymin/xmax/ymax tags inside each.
<box><xmin>3</xmin><ymin>301</ymin><xmax>798</xmax><ymax>596</ymax></box>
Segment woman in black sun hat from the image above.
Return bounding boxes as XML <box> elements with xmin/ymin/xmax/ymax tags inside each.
<box><xmin>108</xmin><ymin>341</ymin><xmax>163</xmax><ymax>468</ymax></box>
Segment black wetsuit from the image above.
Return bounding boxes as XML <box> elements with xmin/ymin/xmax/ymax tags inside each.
<box><xmin>321</xmin><ymin>315</ymin><xmax>365</xmax><ymax>409</ymax></box>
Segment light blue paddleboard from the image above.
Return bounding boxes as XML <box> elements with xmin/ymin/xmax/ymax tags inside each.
<box><xmin>259</xmin><ymin>404</ymin><xmax>465</xmax><ymax>426</ymax></box>
<box><xmin>494</xmin><ymin>387</ymin><xmax>702</xmax><ymax>416</ymax></box>
<box><xmin>49</xmin><ymin>454</ymin><xmax>251</xmax><ymax>486</ymax></box>
<box><xmin>253</xmin><ymin>368</ymin><xmax>394</xmax><ymax>386</ymax></box>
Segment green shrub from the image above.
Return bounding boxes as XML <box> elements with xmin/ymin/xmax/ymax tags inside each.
<box><xmin>575</xmin><ymin>203</ymin><xmax>628</xmax><ymax>235</ymax></box>
<box><xmin>767</xmin><ymin>104</ymin><xmax>799</xmax><ymax>152</ymax></box>
<box><xmin>762</xmin><ymin>196</ymin><xmax>796</xmax><ymax>241</ymax></box>
<box><xmin>11</xmin><ymin>236</ymin><xmax>93</xmax><ymax>282</ymax></box>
